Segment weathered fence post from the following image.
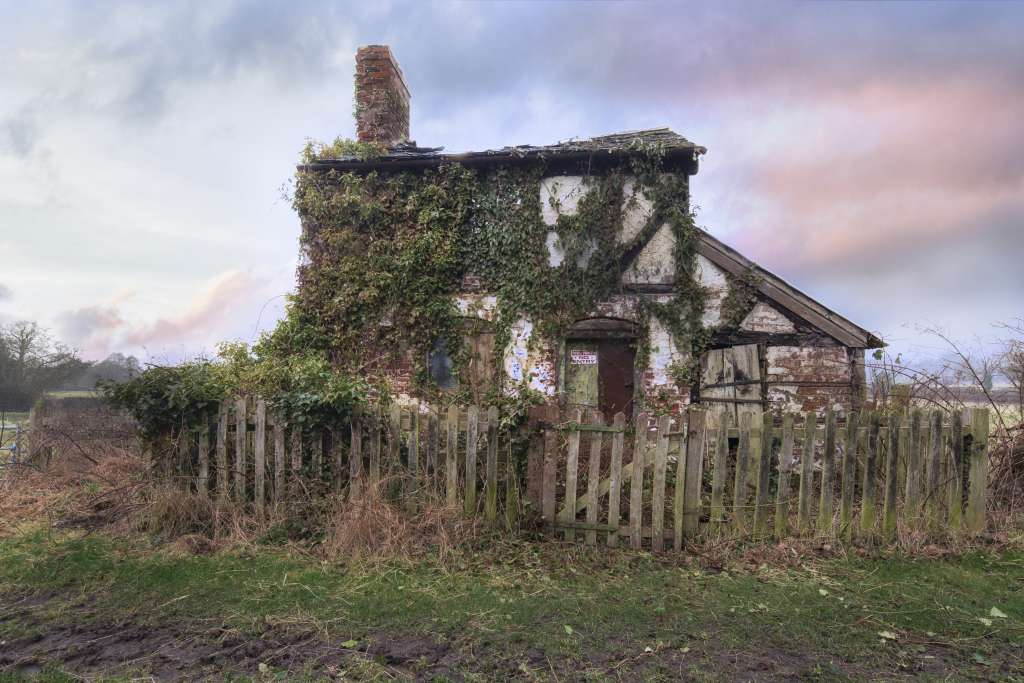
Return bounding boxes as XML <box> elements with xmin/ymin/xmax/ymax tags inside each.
<box><xmin>817</xmin><ymin>408</ymin><xmax>837</xmax><ymax>537</ymax></box>
<box><xmin>198</xmin><ymin>424</ymin><xmax>209</xmax><ymax>498</ymax></box>
<box><xmin>966</xmin><ymin>408</ymin><xmax>989</xmax><ymax>534</ymax></box>
<box><xmin>311</xmin><ymin>431</ymin><xmax>323</xmax><ymax>482</ymax></box>
<box><xmin>585</xmin><ymin>409</ymin><xmax>604</xmax><ymax>545</ymax></box>
<box><xmin>369</xmin><ymin>405</ymin><xmax>381</xmax><ymax>490</ymax></box>
<box><xmin>797</xmin><ymin>412</ymin><xmax>816</xmax><ymax>534</ymax></box>
<box><xmin>925</xmin><ymin>410</ymin><xmax>943</xmax><ymax>530</ymax></box>
<box><xmin>427</xmin><ymin>410</ymin><xmax>439</xmax><ymax>485</ymax></box>
<box><xmin>606</xmin><ymin>412</ymin><xmax>625</xmax><ymax>548</ymax></box>
<box><xmin>446</xmin><ymin>405</ymin><xmax>459</xmax><ymax>509</ymax></box>
<box><xmin>710</xmin><ymin>412</ymin><xmax>729</xmax><ymax>532</ymax></box>
<box><xmin>561</xmin><ymin>408</ymin><xmax>582</xmax><ymax>541</ymax></box>
<box><xmin>650</xmin><ymin>414</ymin><xmax>671</xmax><ymax>552</ymax></box>
<box><xmin>332</xmin><ymin>427</ymin><xmax>344</xmax><ymax>495</ymax></box>
<box><xmin>629</xmin><ymin>414</ymin><xmax>649</xmax><ymax>550</ymax></box>
<box><xmin>673</xmin><ymin>415</ymin><xmax>687</xmax><ymax>549</ymax></box>
<box><xmin>290</xmin><ymin>424</ymin><xmax>302</xmax><ymax>496</ymax></box>
<box><xmin>883</xmin><ymin>413</ymin><xmax>901</xmax><ymax>542</ymax></box>
<box><xmin>733</xmin><ymin>412</ymin><xmax>752</xmax><ymax>535</ymax></box>
<box><xmin>485</xmin><ymin>405</ymin><xmax>499</xmax><ymax>523</ymax></box>
<box><xmin>753</xmin><ymin>412</ymin><xmax>774</xmax><ymax>538</ymax></box>
<box><xmin>505</xmin><ymin>435</ymin><xmax>519</xmax><ymax>531</ymax></box>
<box><xmin>273</xmin><ymin>419</ymin><xmax>285</xmax><ymax>503</ymax></box>
<box><xmin>947</xmin><ymin>411</ymin><xmax>963</xmax><ymax>528</ymax></box>
<box><xmin>465</xmin><ymin>405</ymin><xmax>480</xmax><ymax>516</ymax></box>
<box><xmin>216</xmin><ymin>403</ymin><xmax>228</xmax><ymax>501</ymax></box>
<box><xmin>898</xmin><ymin>410</ymin><xmax>909</xmax><ymax>500</ymax></box>
<box><xmin>840</xmin><ymin>412</ymin><xmax>859</xmax><ymax>542</ymax></box>
<box><xmin>775</xmin><ymin>414</ymin><xmax>795</xmax><ymax>539</ymax></box>
<box><xmin>407</xmin><ymin>403</ymin><xmax>420</xmax><ymax>511</ymax></box>
<box><xmin>905</xmin><ymin>409</ymin><xmax>923</xmax><ymax>527</ymax></box>
<box><xmin>234</xmin><ymin>397</ymin><xmax>247</xmax><ymax>501</ymax></box>
<box><xmin>682</xmin><ymin>408</ymin><xmax>706</xmax><ymax>543</ymax></box>
<box><xmin>254</xmin><ymin>399</ymin><xmax>266</xmax><ymax>515</ymax></box>
<box><xmin>389</xmin><ymin>404</ymin><xmax>401</xmax><ymax>476</ymax></box>
<box><xmin>860</xmin><ymin>412</ymin><xmax>880</xmax><ymax>538</ymax></box>
<box><xmin>349</xmin><ymin>409</ymin><xmax>363</xmax><ymax>500</ymax></box>
<box><xmin>177</xmin><ymin>429</ymin><xmax>190</xmax><ymax>488</ymax></box>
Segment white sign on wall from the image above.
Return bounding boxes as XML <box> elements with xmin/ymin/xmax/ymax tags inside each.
<box><xmin>570</xmin><ymin>349</ymin><xmax>598</xmax><ymax>365</ymax></box>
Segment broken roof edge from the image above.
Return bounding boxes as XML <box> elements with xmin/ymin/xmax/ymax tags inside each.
<box><xmin>695</xmin><ymin>229</ymin><xmax>885</xmax><ymax>349</ymax></box>
<box><xmin>299</xmin><ymin>127</ymin><xmax>706</xmax><ymax>173</ymax></box>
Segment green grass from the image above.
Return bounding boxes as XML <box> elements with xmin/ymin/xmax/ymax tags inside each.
<box><xmin>1</xmin><ymin>528</ymin><xmax>1022</xmax><ymax>680</ymax></box>
<box><xmin>43</xmin><ymin>391</ymin><xmax>98</xmax><ymax>399</ymax></box>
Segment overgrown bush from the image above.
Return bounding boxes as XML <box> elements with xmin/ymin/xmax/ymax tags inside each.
<box><xmin>101</xmin><ymin>310</ymin><xmax>369</xmax><ymax>450</ymax></box>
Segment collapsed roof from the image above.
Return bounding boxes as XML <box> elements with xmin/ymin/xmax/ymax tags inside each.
<box><xmin>300</xmin><ymin>126</ymin><xmax>882</xmax><ymax>349</ymax></box>
<box><xmin>302</xmin><ymin>127</ymin><xmax>706</xmax><ymax>173</ymax></box>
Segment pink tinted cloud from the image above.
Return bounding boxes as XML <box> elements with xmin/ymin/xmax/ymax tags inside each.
<box><xmin>708</xmin><ymin>76</ymin><xmax>1024</xmax><ymax>273</ymax></box>
<box><xmin>57</xmin><ymin>270</ymin><xmax>273</xmax><ymax>360</ymax></box>
<box><xmin>122</xmin><ymin>270</ymin><xmax>260</xmax><ymax>349</ymax></box>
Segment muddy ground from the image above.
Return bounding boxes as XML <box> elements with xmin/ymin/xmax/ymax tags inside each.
<box><xmin>1</xmin><ymin>589</ymin><xmax>987</xmax><ymax>682</ymax></box>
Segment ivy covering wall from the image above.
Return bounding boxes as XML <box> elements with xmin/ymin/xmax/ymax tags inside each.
<box><xmin>105</xmin><ymin>138</ymin><xmax>765</xmax><ymax>444</ymax></box>
<box><xmin>290</xmin><ymin>138</ymin><xmax>759</xmax><ymax>404</ymax></box>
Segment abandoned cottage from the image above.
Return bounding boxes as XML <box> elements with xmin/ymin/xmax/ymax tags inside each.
<box><xmin>293</xmin><ymin>46</ymin><xmax>883</xmax><ymax>424</ymax></box>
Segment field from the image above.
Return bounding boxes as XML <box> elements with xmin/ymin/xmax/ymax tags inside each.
<box><xmin>1</xmin><ymin>440</ymin><xmax>1022</xmax><ymax>683</ymax></box>
<box><xmin>1</xmin><ymin>524</ymin><xmax>1022</xmax><ymax>681</ymax></box>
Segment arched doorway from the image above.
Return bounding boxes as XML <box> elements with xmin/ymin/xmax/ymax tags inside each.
<box><xmin>563</xmin><ymin>317</ymin><xmax>639</xmax><ymax>420</ymax></box>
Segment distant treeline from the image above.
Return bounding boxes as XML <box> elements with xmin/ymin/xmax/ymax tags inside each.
<box><xmin>0</xmin><ymin>320</ymin><xmax>140</xmax><ymax>412</ymax></box>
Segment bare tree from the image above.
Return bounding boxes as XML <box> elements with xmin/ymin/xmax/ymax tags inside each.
<box><xmin>0</xmin><ymin>321</ymin><xmax>87</xmax><ymax>410</ymax></box>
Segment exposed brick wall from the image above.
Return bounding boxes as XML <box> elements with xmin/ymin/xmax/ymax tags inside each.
<box><xmin>354</xmin><ymin>45</ymin><xmax>410</xmax><ymax>145</ymax></box>
<box><xmin>765</xmin><ymin>345</ymin><xmax>854</xmax><ymax>415</ymax></box>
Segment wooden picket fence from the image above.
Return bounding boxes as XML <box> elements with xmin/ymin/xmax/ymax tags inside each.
<box><xmin>537</xmin><ymin>406</ymin><xmax>992</xmax><ymax>549</ymax></box>
<box><xmin>169</xmin><ymin>398</ymin><xmax>993</xmax><ymax>549</ymax></box>
<box><xmin>170</xmin><ymin>398</ymin><xmax>521</xmax><ymax>526</ymax></box>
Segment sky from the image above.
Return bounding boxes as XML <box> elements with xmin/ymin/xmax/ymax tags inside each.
<box><xmin>1</xmin><ymin>0</ymin><xmax>1021</xmax><ymax>367</ymax></box>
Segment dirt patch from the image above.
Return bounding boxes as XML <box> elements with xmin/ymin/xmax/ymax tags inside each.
<box><xmin>0</xmin><ymin>591</ymin><xmax>459</xmax><ymax>681</ymax></box>
<box><xmin>0</xmin><ymin>590</ymin><xmax>1012</xmax><ymax>681</ymax></box>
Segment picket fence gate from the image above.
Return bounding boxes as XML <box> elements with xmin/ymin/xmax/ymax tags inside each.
<box><xmin>170</xmin><ymin>398</ymin><xmax>993</xmax><ymax>550</ymax></box>
<box><xmin>535</xmin><ymin>406</ymin><xmax>991</xmax><ymax>549</ymax></box>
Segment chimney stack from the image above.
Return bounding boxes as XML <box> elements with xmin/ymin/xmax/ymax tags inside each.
<box><xmin>354</xmin><ymin>45</ymin><xmax>410</xmax><ymax>146</ymax></box>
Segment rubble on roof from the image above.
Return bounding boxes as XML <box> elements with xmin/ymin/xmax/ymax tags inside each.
<box><xmin>317</xmin><ymin>128</ymin><xmax>706</xmax><ymax>165</ymax></box>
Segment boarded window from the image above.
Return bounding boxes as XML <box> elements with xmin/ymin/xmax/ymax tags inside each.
<box><xmin>428</xmin><ymin>337</ymin><xmax>457</xmax><ymax>390</ymax></box>
<box><xmin>466</xmin><ymin>331</ymin><xmax>495</xmax><ymax>403</ymax></box>
<box><xmin>698</xmin><ymin>343</ymin><xmax>763</xmax><ymax>425</ymax></box>
<box><xmin>427</xmin><ymin>325</ymin><xmax>495</xmax><ymax>397</ymax></box>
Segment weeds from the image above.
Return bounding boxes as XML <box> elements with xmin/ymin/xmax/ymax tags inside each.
<box><xmin>322</xmin><ymin>480</ymin><xmax>486</xmax><ymax>565</ymax></box>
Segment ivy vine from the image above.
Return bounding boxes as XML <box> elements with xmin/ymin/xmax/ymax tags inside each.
<box><xmin>289</xmin><ymin>138</ymin><xmax>759</xmax><ymax>404</ymax></box>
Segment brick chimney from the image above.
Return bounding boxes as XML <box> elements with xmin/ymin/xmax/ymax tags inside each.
<box><xmin>354</xmin><ymin>45</ymin><xmax>410</xmax><ymax>146</ymax></box>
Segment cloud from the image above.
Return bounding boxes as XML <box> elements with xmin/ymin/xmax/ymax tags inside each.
<box><xmin>4</xmin><ymin>0</ymin><xmax>1023</xmax><ymax>364</ymax></box>
<box><xmin>716</xmin><ymin>77</ymin><xmax>1024</xmax><ymax>273</ymax></box>
<box><xmin>0</xmin><ymin>111</ymin><xmax>39</xmax><ymax>158</ymax></box>
<box><xmin>0</xmin><ymin>283</ymin><xmax>11</xmax><ymax>301</ymax></box>
<box><xmin>55</xmin><ymin>302</ymin><xmax>125</xmax><ymax>358</ymax></box>
<box><xmin>56</xmin><ymin>270</ymin><xmax>276</xmax><ymax>360</ymax></box>
<box><xmin>124</xmin><ymin>270</ymin><xmax>263</xmax><ymax>348</ymax></box>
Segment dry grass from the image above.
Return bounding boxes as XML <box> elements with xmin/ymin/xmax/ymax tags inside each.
<box><xmin>322</xmin><ymin>477</ymin><xmax>485</xmax><ymax>565</ymax></box>
<box><xmin>3</xmin><ymin>438</ymin><xmax>1020</xmax><ymax>571</ymax></box>
<box><xmin>0</xmin><ymin>444</ymin><xmax>144</xmax><ymax>537</ymax></box>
